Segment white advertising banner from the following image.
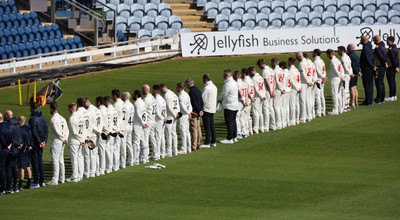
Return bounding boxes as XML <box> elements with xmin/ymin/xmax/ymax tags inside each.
<box><xmin>181</xmin><ymin>25</ymin><xmax>400</xmax><ymax>57</ymax></box>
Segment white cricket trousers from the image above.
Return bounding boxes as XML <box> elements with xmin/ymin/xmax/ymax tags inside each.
<box><xmin>82</xmin><ymin>142</ymin><xmax>90</xmax><ymax>177</ymax></box>
<box><xmin>165</xmin><ymin>117</ymin><xmax>178</xmax><ymax>157</ymax></box>
<box><xmin>281</xmin><ymin>92</ymin><xmax>289</xmax><ymax>128</ymax></box>
<box><xmin>311</xmin><ymin>86</ymin><xmax>316</xmax><ymax>119</ymax></box>
<box><xmin>264</xmin><ymin>94</ymin><xmax>275</xmax><ymax>131</ymax></box>
<box><xmin>143</xmin><ymin>122</ymin><xmax>156</xmax><ymax>163</ymax></box>
<box><xmin>299</xmin><ymin>83</ymin><xmax>308</xmax><ymax>121</ymax></box>
<box><xmin>69</xmin><ymin>144</ymin><xmax>81</xmax><ymax>180</ymax></box>
<box><xmin>124</xmin><ymin>130</ymin><xmax>134</xmax><ymax>166</ymax></box>
<box><xmin>179</xmin><ymin>115</ymin><xmax>191</xmax><ymax>153</ymax></box>
<box><xmin>50</xmin><ymin>141</ymin><xmax>65</xmax><ymax>183</ymax></box>
<box><xmin>154</xmin><ymin>120</ymin><xmax>164</xmax><ymax>159</ymax></box>
<box><xmin>251</xmin><ymin>97</ymin><xmax>263</xmax><ymax>133</ymax></box>
<box><xmin>273</xmin><ymin>90</ymin><xmax>282</xmax><ymax>129</ymax></box>
<box><xmin>315</xmin><ymin>83</ymin><xmax>326</xmax><ymax>116</ymax></box>
<box><xmin>112</xmin><ymin>136</ymin><xmax>121</xmax><ymax>171</ymax></box>
<box><xmin>237</xmin><ymin>107</ymin><xmax>247</xmax><ymax>136</ymax></box>
<box><xmin>132</xmin><ymin>126</ymin><xmax>145</xmax><ymax>164</ymax></box>
<box><xmin>289</xmin><ymin>91</ymin><xmax>300</xmax><ymax>125</ymax></box>
<box><xmin>343</xmin><ymin>75</ymin><xmax>350</xmax><ymax>109</ymax></box>
<box><xmin>97</xmin><ymin>137</ymin><xmax>106</xmax><ymax>174</ymax></box>
<box><xmin>242</xmin><ymin>104</ymin><xmax>252</xmax><ymax>136</ymax></box>
<box><xmin>119</xmin><ymin>130</ymin><xmax>129</xmax><ymax>168</ymax></box>
<box><xmin>89</xmin><ymin>136</ymin><xmax>98</xmax><ymax>177</ymax></box>
<box><xmin>331</xmin><ymin>77</ymin><xmax>342</xmax><ymax>114</ymax></box>
<box><xmin>306</xmin><ymin>85</ymin><xmax>313</xmax><ymax>121</ymax></box>
<box><xmin>105</xmin><ymin>136</ymin><xmax>114</xmax><ymax>172</ymax></box>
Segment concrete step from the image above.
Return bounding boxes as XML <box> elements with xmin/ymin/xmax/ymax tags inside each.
<box><xmin>169</xmin><ymin>3</ymin><xmax>192</xmax><ymax>9</ymax></box>
<box><xmin>190</xmin><ymin>27</ymin><xmax>214</xmax><ymax>32</ymax></box>
<box><xmin>63</xmin><ymin>34</ymin><xmax>75</xmax><ymax>39</ymax></box>
<box><xmin>182</xmin><ymin>21</ymin><xmax>213</xmax><ymax>28</ymax></box>
<box><xmin>162</xmin><ymin>0</ymin><xmax>193</xmax><ymax>3</ymax></box>
<box><xmin>180</xmin><ymin>15</ymin><xmax>204</xmax><ymax>21</ymax></box>
<box><xmin>19</xmin><ymin>10</ymin><xmax>30</xmax><ymax>14</ymax></box>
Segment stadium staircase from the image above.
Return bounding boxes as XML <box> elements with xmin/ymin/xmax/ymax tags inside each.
<box><xmin>165</xmin><ymin>0</ymin><xmax>214</xmax><ymax>32</ymax></box>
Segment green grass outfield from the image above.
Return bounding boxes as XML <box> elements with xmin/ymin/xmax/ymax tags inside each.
<box><xmin>0</xmin><ymin>55</ymin><xmax>399</xmax><ymax>219</ymax></box>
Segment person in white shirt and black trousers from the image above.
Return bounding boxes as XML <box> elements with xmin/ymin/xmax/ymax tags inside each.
<box><xmin>201</xmin><ymin>74</ymin><xmax>218</xmax><ymax>148</ymax></box>
<box><xmin>218</xmin><ymin>69</ymin><xmax>240</xmax><ymax>144</ymax></box>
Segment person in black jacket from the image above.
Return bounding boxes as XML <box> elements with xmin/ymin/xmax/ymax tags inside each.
<box><xmin>18</xmin><ymin>116</ymin><xmax>33</xmax><ymax>190</ymax></box>
<box><xmin>359</xmin><ymin>36</ymin><xmax>375</xmax><ymax>106</ymax></box>
<box><xmin>29</xmin><ymin>102</ymin><xmax>48</xmax><ymax>188</ymax></box>
<box><xmin>185</xmin><ymin>78</ymin><xmax>204</xmax><ymax>151</ymax></box>
<box><xmin>347</xmin><ymin>44</ymin><xmax>362</xmax><ymax>108</ymax></box>
<box><xmin>0</xmin><ymin>113</ymin><xmax>12</xmax><ymax>195</ymax></box>
<box><xmin>373</xmin><ymin>35</ymin><xmax>388</xmax><ymax>104</ymax></box>
<box><xmin>385</xmin><ymin>36</ymin><xmax>399</xmax><ymax>102</ymax></box>
<box><xmin>4</xmin><ymin>110</ymin><xmax>22</xmax><ymax>193</ymax></box>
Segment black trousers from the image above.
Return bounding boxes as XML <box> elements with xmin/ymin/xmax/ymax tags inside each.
<box><xmin>5</xmin><ymin>158</ymin><xmax>17</xmax><ymax>190</ymax></box>
<box><xmin>374</xmin><ymin>66</ymin><xmax>386</xmax><ymax>103</ymax></box>
<box><xmin>362</xmin><ymin>67</ymin><xmax>374</xmax><ymax>105</ymax></box>
<box><xmin>30</xmin><ymin>147</ymin><xmax>44</xmax><ymax>184</ymax></box>
<box><xmin>224</xmin><ymin>109</ymin><xmax>237</xmax><ymax>140</ymax></box>
<box><xmin>202</xmin><ymin>112</ymin><xmax>216</xmax><ymax>145</ymax></box>
<box><xmin>0</xmin><ymin>149</ymin><xmax>8</xmax><ymax>192</ymax></box>
<box><xmin>387</xmin><ymin>67</ymin><xmax>397</xmax><ymax>97</ymax></box>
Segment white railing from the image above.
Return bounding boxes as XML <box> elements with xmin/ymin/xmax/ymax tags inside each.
<box><xmin>0</xmin><ymin>34</ymin><xmax>181</xmax><ymax>76</ymax></box>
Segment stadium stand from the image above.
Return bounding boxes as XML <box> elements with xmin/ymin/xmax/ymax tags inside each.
<box><xmin>0</xmin><ymin>0</ymin><xmax>85</xmax><ymax>61</ymax></box>
<box><xmin>196</xmin><ymin>0</ymin><xmax>400</xmax><ymax>31</ymax></box>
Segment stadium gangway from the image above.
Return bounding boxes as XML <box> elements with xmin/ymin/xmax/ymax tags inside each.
<box><xmin>0</xmin><ymin>34</ymin><xmax>180</xmax><ymax>76</ymax></box>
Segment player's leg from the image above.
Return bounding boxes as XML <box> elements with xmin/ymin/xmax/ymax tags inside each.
<box><xmin>132</xmin><ymin>126</ymin><xmax>141</xmax><ymax>165</ymax></box>
<box><xmin>149</xmin><ymin>124</ymin><xmax>158</xmax><ymax>158</ymax></box>
<box><xmin>90</xmin><ymin>136</ymin><xmax>98</xmax><ymax>177</ymax></box>
<box><xmin>251</xmin><ymin>99</ymin><xmax>260</xmax><ymax>134</ymax></box>
<box><xmin>315</xmin><ymin>85</ymin><xmax>321</xmax><ymax>117</ymax></box>
<box><xmin>164</xmin><ymin>122</ymin><xmax>172</xmax><ymax>157</ymax></box>
<box><xmin>299</xmin><ymin>84</ymin><xmax>307</xmax><ymax>122</ymax></box>
<box><xmin>67</xmin><ymin>144</ymin><xmax>79</xmax><ymax>182</ymax></box>
<box><xmin>119</xmin><ymin>132</ymin><xmax>127</xmax><ymax>169</ymax></box>
<box><xmin>97</xmin><ymin>137</ymin><xmax>106</xmax><ymax>175</ymax></box>
<box><xmin>126</xmin><ymin>130</ymin><xmax>134</xmax><ymax>166</ymax></box>
<box><xmin>172</xmin><ymin>121</ymin><xmax>178</xmax><ymax>156</ymax></box>
<box><xmin>59</xmin><ymin>144</ymin><xmax>65</xmax><ymax>183</ymax></box>
<box><xmin>274</xmin><ymin>90</ymin><xmax>282</xmax><ymax>129</ymax></box>
<box><xmin>82</xmin><ymin>143</ymin><xmax>90</xmax><ymax>178</ymax></box>
<box><xmin>320</xmin><ymin>83</ymin><xmax>326</xmax><ymax>115</ymax></box>
<box><xmin>49</xmin><ymin>142</ymin><xmax>61</xmax><ymax>184</ymax></box>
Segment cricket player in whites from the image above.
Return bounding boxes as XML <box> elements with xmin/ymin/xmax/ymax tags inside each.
<box><xmin>95</xmin><ymin>97</ymin><xmax>107</xmax><ymax>175</ymax></box>
<box><xmin>327</xmin><ymin>49</ymin><xmax>345</xmax><ymax>115</ymax></box>
<box><xmin>132</xmin><ymin>90</ymin><xmax>148</xmax><ymax>164</ymax></box>
<box><xmin>112</xmin><ymin>90</ymin><xmax>124</xmax><ymax>171</ymax></box>
<box><xmin>249</xmin><ymin>66</ymin><xmax>266</xmax><ymax>134</ymax></box>
<box><xmin>258</xmin><ymin>59</ymin><xmax>276</xmax><ymax>131</ymax></box>
<box><xmin>279</xmin><ymin>62</ymin><xmax>291</xmax><ymax>128</ymax></box>
<box><xmin>161</xmin><ymin>84</ymin><xmax>180</xmax><ymax>157</ymax></box>
<box><xmin>288</xmin><ymin>57</ymin><xmax>302</xmax><ymax>125</ymax></box>
<box><xmin>242</xmin><ymin>68</ymin><xmax>254</xmax><ymax>136</ymax></box>
<box><xmin>152</xmin><ymin>84</ymin><xmax>167</xmax><ymax>159</ymax></box>
<box><xmin>234</xmin><ymin>70</ymin><xmax>249</xmax><ymax>138</ymax></box>
<box><xmin>272</xmin><ymin>58</ymin><xmax>284</xmax><ymax>129</ymax></box>
<box><xmin>142</xmin><ymin>85</ymin><xmax>158</xmax><ymax>163</ymax></box>
<box><xmin>338</xmin><ymin>46</ymin><xmax>353</xmax><ymax>112</ymax></box>
<box><xmin>104</xmin><ymin>96</ymin><xmax>117</xmax><ymax>173</ymax></box>
<box><xmin>313</xmin><ymin>49</ymin><xmax>327</xmax><ymax>117</ymax></box>
<box><xmin>304</xmin><ymin>53</ymin><xmax>317</xmax><ymax>120</ymax></box>
<box><xmin>84</xmin><ymin>98</ymin><xmax>102</xmax><ymax>178</ymax></box>
<box><xmin>47</xmin><ymin>103</ymin><xmax>69</xmax><ymax>185</ymax></box>
<box><xmin>76</xmin><ymin>97</ymin><xmax>91</xmax><ymax>179</ymax></box>
<box><xmin>296</xmin><ymin>52</ymin><xmax>314</xmax><ymax>123</ymax></box>
<box><xmin>177</xmin><ymin>83</ymin><xmax>192</xmax><ymax>154</ymax></box>
<box><xmin>121</xmin><ymin>92</ymin><xmax>134</xmax><ymax>167</ymax></box>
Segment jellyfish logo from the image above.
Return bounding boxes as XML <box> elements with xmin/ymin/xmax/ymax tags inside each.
<box><xmin>190</xmin><ymin>34</ymin><xmax>208</xmax><ymax>55</ymax></box>
<box><xmin>356</xmin><ymin>27</ymin><xmax>374</xmax><ymax>41</ymax></box>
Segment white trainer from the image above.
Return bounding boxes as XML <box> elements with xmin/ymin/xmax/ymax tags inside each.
<box><xmin>46</xmin><ymin>180</ymin><xmax>58</xmax><ymax>186</ymax></box>
<box><xmin>200</xmin><ymin>144</ymin><xmax>210</xmax><ymax>148</ymax></box>
<box><xmin>220</xmin><ymin>139</ymin><xmax>234</xmax><ymax>144</ymax></box>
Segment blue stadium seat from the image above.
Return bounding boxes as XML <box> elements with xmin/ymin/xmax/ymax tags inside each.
<box><xmin>227</xmin><ymin>27</ymin><xmax>239</xmax><ymax>31</ymax></box>
<box><xmin>196</xmin><ymin>0</ymin><xmax>207</xmax><ymax>7</ymax></box>
<box><xmin>322</xmin><ymin>11</ymin><xmax>335</xmax><ymax>26</ymax></box>
<box><xmin>377</xmin><ymin>0</ymin><xmax>390</xmax><ymax>11</ymax></box>
<box><xmin>285</xmin><ymin>0</ymin><xmax>298</xmax><ymax>14</ymax></box>
<box><xmin>0</xmin><ymin>21</ymin><xmax>5</xmax><ymax>30</ymax></box>
<box><xmin>104</xmin><ymin>4</ymin><xmax>116</xmax><ymax>21</ymax></box>
<box><xmin>311</xmin><ymin>0</ymin><xmax>324</xmax><ymax>13</ymax></box>
<box><xmin>155</xmin><ymin>15</ymin><xmax>168</xmax><ymax>30</ymax></box>
<box><xmin>137</xmin><ymin>0</ymin><xmax>148</xmax><ymax>6</ymax></box>
<box><xmin>363</xmin><ymin>0</ymin><xmax>377</xmax><ymax>12</ymax></box>
<box><xmin>141</xmin><ymin>16</ymin><xmax>155</xmax><ymax>31</ymax></box>
<box><xmin>282</xmin><ymin>12</ymin><xmax>295</xmax><ymax>28</ymax></box>
<box><xmin>375</xmin><ymin>10</ymin><xmax>388</xmax><ymax>24</ymax></box>
<box><xmin>350</xmin><ymin>0</ymin><xmax>363</xmax><ymax>12</ymax></box>
<box><xmin>151</xmin><ymin>29</ymin><xmax>165</xmax><ymax>37</ymax></box>
<box><xmin>348</xmin><ymin>10</ymin><xmax>362</xmax><ymax>25</ymax></box>
<box><xmin>335</xmin><ymin>10</ymin><xmax>349</xmax><ymax>26</ymax></box>
<box><xmin>116</xmin><ymin>16</ymin><xmax>128</xmax><ymax>32</ymax></box>
<box><xmin>253</xmin><ymin>26</ymin><xmax>266</xmax><ymax>30</ymax></box>
<box><xmin>165</xmin><ymin>28</ymin><xmax>178</xmax><ymax>35</ymax></box>
<box><xmin>96</xmin><ymin>0</ymin><xmax>106</xmax><ymax>8</ymax></box>
<box><xmin>0</xmin><ymin>46</ymin><xmax>6</xmax><ymax>60</ymax></box>
<box><xmin>118</xmin><ymin>4</ymin><xmax>131</xmax><ymax>18</ymax></box>
<box><xmin>205</xmin><ymin>2</ymin><xmax>218</xmax><ymax>19</ymax></box>
<box><xmin>229</xmin><ymin>14</ymin><xmax>242</xmax><ymax>29</ymax></box>
<box><xmin>390</xmin><ymin>0</ymin><xmax>400</xmax><ymax>11</ymax></box>
<box><xmin>124</xmin><ymin>0</ymin><xmax>134</xmax><ymax>6</ymax></box>
<box><xmin>216</xmin><ymin>14</ymin><xmax>229</xmax><ymax>31</ymax></box>
<box><xmin>257</xmin><ymin>1</ymin><xmax>270</xmax><ymax>15</ymax></box>
<box><xmin>0</xmin><ymin>36</ymin><xmax>6</xmax><ymax>46</ymax></box>
<box><xmin>271</xmin><ymin>1</ymin><xmax>284</xmax><ymax>14</ymax></box>
<box><xmin>232</xmin><ymin>2</ymin><xmax>245</xmax><ymax>16</ymax></box>
<box><xmin>256</xmin><ymin>13</ymin><xmax>269</xmax><ymax>28</ymax></box>
<box><xmin>245</xmin><ymin>1</ymin><xmax>258</xmax><ymax>16</ymax></box>
<box><xmin>169</xmin><ymin>15</ymin><xmax>182</xmax><ymax>30</ymax></box>
<box><xmin>240</xmin><ymin>26</ymin><xmax>253</xmax><ymax>31</ymax></box>
<box><xmin>54</xmin><ymin>39</ymin><xmax>61</xmax><ymax>47</ymax></box>
<box><xmin>210</xmin><ymin>0</ymin><xmax>221</xmax><ymax>4</ymax></box>
<box><xmin>158</xmin><ymin>3</ymin><xmax>172</xmax><ymax>17</ymax></box>
<box><xmin>308</xmin><ymin>11</ymin><xmax>322</xmax><ymax>27</ymax></box>
<box><xmin>109</xmin><ymin>0</ymin><xmax>119</xmax><ymax>6</ymax></box>
<box><xmin>128</xmin><ymin>16</ymin><xmax>141</xmax><ymax>33</ymax></box>
<box><xmin>269</xmin><ymin>12</ymin><xmax>282</xmax><ymax>28</ymax></box>
<box><xmin>298</xmin><ymin>0</ymin><xmax>311</xmax><ymax>13</ymax></box>
<box><xmin>138</xmin><ymin>29</ymin><xmax>151</xmax><ymax>39</ymax></box>
<box><xmin>324</xmin><ymin>0</ymin><xmax>338</xmax><ymax>13</ymax></box>
<box><xmin>131</xmin><ymin>4</ymin><xmax>145</xmax><ymax>18</ymax></box>
<box><xmin>388</xmin><ymin>9</ymin><xmax>400</xmax><ymax>24</ymax></box>
<box><xmin>296</xmin><ymin>11</ymin><xmax>309</xmax><ymax>27</ymax></box>
<box><xmin>150</xmin><ymin>0</ymin><xmax>161</xmax><ymax>5</ymax></box>
<box><xmin>242</xmin><ymin>13</ymin><xmax>256</xmax><ymax>28</ymax></box>
<box><xmin>362</xmin><ymin>10</ymin><xmax>375</xmax><ymax>25</ymax></box>
<box><xmin>337</xmin><ymin>0</ymin><xmax>351</xmax><ymax>13</ymax></box>
<box><xmin>219</xmin><ymin>2</ymin><xmax>232</xmax><ymax>16</ymax></box>
<box><xmin>145</xmin><ymin>3</ymin><xmax>158</xmax><ymax>18</ymax></box>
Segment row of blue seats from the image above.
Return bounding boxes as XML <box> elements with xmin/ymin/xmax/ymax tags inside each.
<box><xmin>1</xmin><ymin>12</ymin><xmax>41</xmax><ymax>29</ymax></box>
<box><xmin>0</xmin><ymin>37</ymin><xmax>84</xmax><ymax>60</ymax></box>
<box><xmin>0</xmin><ymin>1</ymin><xmax>18</xmax><ymax>15</ymax></box>
<box><xmin>117</xmin><ymin>15</ymin><xmax>182</xmax><ymax>33</ymax></box>
<box><xmin>136</xmin><ymin>28</ymin><xmax>190</xmax><ymax>39</ymax></box>
<box><xmin>104</xmin><ymin>3</ymin><xmax>172</xmax><ymax>20</ymax></box>
<box><xmin>0</xmin><ymin>25</ymin><xmax>64</xmax><ymax>45</ymax></box>
<box><xmin>98</xmin><ymin>0</ymin><xmax>163</xmax><ymax>7</ymax></box>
